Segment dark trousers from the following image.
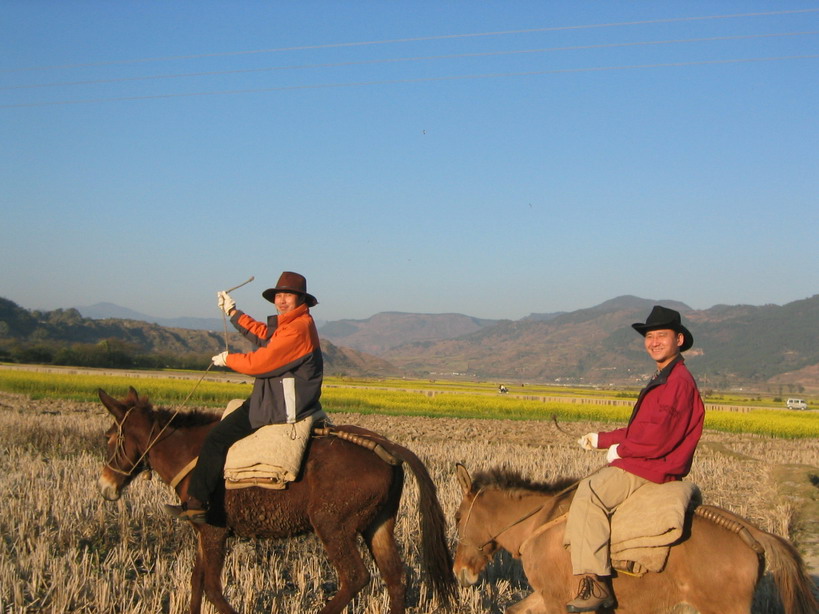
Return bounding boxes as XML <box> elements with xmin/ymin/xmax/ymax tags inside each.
<box><xmin>187</xmin><ymin>400</ymin><xmax>254</xmax><ymax>505</ymax></box>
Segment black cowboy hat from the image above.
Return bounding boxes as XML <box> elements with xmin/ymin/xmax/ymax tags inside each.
<box><xmin>262</xmin><ymin>271</ymin><xmax>318</xmax><ymax>307</ymax></box>
<box><xmin>632</xmin><ymin>305</ymin><xmax>693</xmax><ymax>352</ymax></box>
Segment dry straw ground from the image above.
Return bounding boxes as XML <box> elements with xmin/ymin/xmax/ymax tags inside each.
<box><xmin>1</xmin><ymin>391</ymin><xmax>817</xmax><ymax>613</ymax></box>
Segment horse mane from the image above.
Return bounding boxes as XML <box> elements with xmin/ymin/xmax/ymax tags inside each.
<box><xmin>128</xmin><ymin>395</ymin><xmax>222</xmax><ymax>429</ymax></box>
<box><xmin>156</xmin><ymin>406</ymin><xmax>222</xmax><ymax>428</ymax></box>
<box><xmin>471</xmin><ymin>467</ymin><xmax>578</xmax><ymax>497</ymax></box>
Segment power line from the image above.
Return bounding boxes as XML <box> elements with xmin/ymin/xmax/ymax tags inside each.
<box><xmin>3</xmin><ymin>30</ymin><xmax>815</xmax><ymax>92</ymax></box>
<box><xmin>3</xmin><ymin>8</ymin><xmax>818</xmax><ymax>73</ymax></box>
<box><xmin>3</xmin><ymin>54</ymin><xmax>816</xmax><ymax>109</ymax></box>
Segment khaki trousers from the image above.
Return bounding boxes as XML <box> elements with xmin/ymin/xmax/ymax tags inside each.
<box><xmin>564</xmin><ymin>466</ymin><xmax>650</xmax><ymax>575</ymax></box>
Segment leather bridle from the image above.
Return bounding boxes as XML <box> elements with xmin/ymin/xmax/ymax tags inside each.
<box><xmin>457</xmin><ymin>487</ymin><xmax>545</xmax><ymax>555</ymax></box>
<box><xmin>104</xmin><ymin>405</ymin><xmax>177</xmax><ymax>478</ymax></box>
<box><xmin>103</xmin><ymin>364</ymin><xmax>212</xmax><ymax>480</ymax></box>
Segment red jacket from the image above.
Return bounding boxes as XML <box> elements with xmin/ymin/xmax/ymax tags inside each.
<box><xmin>597</xmin><ymin>356</ymin><xmax>704</xmax><ymax>484</ymax></box>
<box><xmin>226</xmin><ymin>304</ymin><xmax>323</xmax><ymax>428</ymax></box>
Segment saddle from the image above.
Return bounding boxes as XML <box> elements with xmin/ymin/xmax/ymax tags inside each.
<box><xmin>168</xmin><ymin>403</ymin><xmax>400</xmax><ymax>492</ymax></box>
<box><xmin>609</xmin><ymin>480</ymin><xmax>701</xmax><ymax>575</ymax></box>
<box><xmin>222</xmin><ymin>399</ymin><xmax>327</xmax><ymax>490</ymax></box>
<box><xmin>552</xmin><ymin>480</ymin><xmax>701</xmax><ymax>576</ymax></box>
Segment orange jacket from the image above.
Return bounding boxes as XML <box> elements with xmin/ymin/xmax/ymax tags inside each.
<box><xmin>226</xmin><ymin>304</ymin><xmax>323</xmax><ymax>428</ymax></box>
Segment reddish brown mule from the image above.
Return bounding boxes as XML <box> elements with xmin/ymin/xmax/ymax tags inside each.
<box><xmin>453</xmin><ymin>464</ymin><xmax>818</xmax><ymax>614</ymax></box>
<box><xmin>96</xmin><ymin>387</ymin><xmax>457</xmax><ymax>614</ymax></box>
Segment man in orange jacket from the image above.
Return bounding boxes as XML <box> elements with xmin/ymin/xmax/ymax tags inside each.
<box><xmin>166</xmin><ymin>271</ymin><xmax>324</xmax><ymax>524</ymax></box>
<box><xmin>563</xmin><ymin>305</ymin><xmax>705</xmax><ymax>612</ymax></box>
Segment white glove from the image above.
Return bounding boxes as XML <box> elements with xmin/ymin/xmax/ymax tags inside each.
<box><xmin>606</xmin><ymin>444</ymin><xmax>621</xmax><ymax>463</ymax></box>
<box><xmin>217</xmin><ymin>291</ymin><xmax>236</xmax><ymax>315</ymax></box>
<box><xmin>577</xmin><ymin>432</ymin><xmax>598</xmax><ymax>451</ymax></box>
<box><xmin>211</xmin><ymin>351</ymin><xmax>228</xmax><ymax>367</ymax></box>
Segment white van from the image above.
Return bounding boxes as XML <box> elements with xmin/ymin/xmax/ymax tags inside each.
<box><xmin>786</xmin><ymin>398</ymin><xmax>808</xmax><ymax>410</ymax></box>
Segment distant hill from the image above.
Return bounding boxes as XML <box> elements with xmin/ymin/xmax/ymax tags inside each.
<box><xmin>1</xmin><ymin>299</ymin><xmax>227</xmax><ymax>355</ymax></box>
<box><xmin>318</xmin><ymin>311</ymin><xmax>499</xmax><ymax>354</ymax></box>
<box><xmin>77</xmin><ymin>302</ymin><xmax>225</xmax><ymax>331</ymax></box>
<box><xmin>0</xmin><ymin>298</ymin><xmax>393</xmax><ymax>377</ymax></box>
<box><xmin>379</xmin><ymin>295</ymin><xmax>819</xmax><ymax>391</ymax></box>
<box><xmin>521</xmin><ymin>311</ymin><xmax>566</xmax><ymax>322</ymax></box>
<box><xmin>5</xmin><ymin>294</ymin><xmax>818</xmax><ymax>391</ymax></box>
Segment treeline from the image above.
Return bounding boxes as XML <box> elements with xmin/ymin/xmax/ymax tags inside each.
<box><xmin>0</xmin><ymin>338</ymin><xmax>212</xmax><ymax>371</ymax></box>
<box><xmin>0</xmin><ymin>298</ymin><xmax>221</xmax><ymax>370</ymax></box>
<box><xmin>0</xmin><ymin>298</ymin><xmax>387</xmax><ymax>378</ymax></box>
<box><xmin>0</xmin><ymin>338</ymin><xmax>210</xmax><ymax>370</ymax></box>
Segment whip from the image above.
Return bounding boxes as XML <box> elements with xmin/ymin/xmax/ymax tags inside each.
<box><xmin>221</xmin><ymin>276</ymin><xmax>255</xmax><ymax>352</ymax></box>
<box><xmin>225</xmin><ymin>276</ymin><xmax>255</xmax><ymax>293</ymax></box>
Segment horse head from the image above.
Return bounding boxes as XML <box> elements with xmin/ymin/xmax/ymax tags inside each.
<box><xmin>452</xmin><ymin>463</ymin><xmax>501</xmax><ymax>587</ymax></box>
<box><xmin>97</xmin><ymin>387</ymin><xmax>155</xmax><ymax>501</ymax></box>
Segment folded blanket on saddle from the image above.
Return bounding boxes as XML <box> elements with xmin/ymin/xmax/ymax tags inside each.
<box><xmin>221</xmin><ymin>399</ymin><xmax>325</xmax><ymax>490</ymax></box>
<box><xmin>610</xmin><ymin>480</ymin><xmax>701</xmax><ymax>575</ymax></box>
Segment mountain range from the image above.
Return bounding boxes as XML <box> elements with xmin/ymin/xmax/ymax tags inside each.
<box><xmin>76</xmin><ymin>302</ymin><xmax>227</xmax><ymax>332</ymax></box>
<box><xmin>0</xmin><ymin>298</ymin><xmax>393</xmax><ymax>377</ymax></box>
<box><xmin>4</xmin><ymin>295</ymin><xmax>817</xmax><ymax>391</ymax></box>
<box><xmin>78</xmin><ymin>294</ymin><xmax>819</xmax><ymax>391</ymax></box>
<box><xmin>375</xmin><ymin>295</ymin><xmax>819</xmax><ymax>391</ymax></box>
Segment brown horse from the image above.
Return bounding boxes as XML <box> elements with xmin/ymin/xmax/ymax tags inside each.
<box><xmin>96</xmin><ymin>387</ymin><xmax>457</xmax><ymax>614</ymax></box>
<box><xmin>453</xmin><ymin>464</ymin><xmax>818</xmax><ymax>614</ymax></box>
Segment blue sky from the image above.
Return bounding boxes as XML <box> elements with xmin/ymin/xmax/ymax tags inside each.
<box><xmin>2</xmin><ymin>1</ymin><xmax>817</xmax><ymax>323</ymax></box>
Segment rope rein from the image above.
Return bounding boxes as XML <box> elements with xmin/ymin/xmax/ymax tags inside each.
<box><xmin>458</xmin><ymin>485</ymin><xmax>766</xmax><ymax>564</ymax></box>
<box><xmin>105</xmin><ymin>363</ymin><xmax>214</xmax><ymax>478</ymax></box>
<box><xmin>108</xmin><ymin>279</ymin><xmax>254</xmax><ymax>481</ymax></box>
<box><xmin>459</xmin><ymin>480</ymin><xmax>580</xmax><ymax>554</ymax></box>
<box><xmin>460</xmin><ymin>487</ymin><xmax>544</xmax><ymax>554</ymax></box>
<box><xmin>222</xmin><ymin>310</ymin><xmax>230</xmax><ymax>353</ymax></box>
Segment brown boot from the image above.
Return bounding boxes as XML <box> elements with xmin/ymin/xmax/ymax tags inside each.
<box><xmin>163</xmin><ymin>496</ymin><xmax>208</xmax><ymax>525</ymax></box>
<box><xmin>566</xmin><ymin>574</ymin><xmax>614</xmax><ymax>612</ymax></box>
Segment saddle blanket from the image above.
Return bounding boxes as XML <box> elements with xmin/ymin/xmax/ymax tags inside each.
<box><xmin>610</xmin><ymin>480</ymin><xmax>701</xmax><ymax>575</ymax></box>
<box><xmin>221</xmin><ymin>399</ymin><xmax>325</xmax><ymax>490</ymax></box>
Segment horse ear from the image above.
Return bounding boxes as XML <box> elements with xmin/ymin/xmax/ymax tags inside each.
<box><xmin>455</xmin><ymin>463</ymin><xmax>472</xmax><ymax>494</ymax></box>
<box><xmin>126</xmin><ymin>387</ymin><xmax>140</xmax><ymax>403</ymax></box>
<box><xmin>98</xmin><ymin>388</ymin><xmax>126</xmax><ymax>421</ymax></box>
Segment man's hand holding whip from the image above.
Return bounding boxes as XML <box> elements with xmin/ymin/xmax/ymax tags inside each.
<box><xmin>577</xmin><ymin>430</ymin><xmax>620</xmax><ymax>462</ymax></box>
<box><xmin>213</xmin><ymin>276</ymin><xmax>254</xmax><ymax>367</ymax></box>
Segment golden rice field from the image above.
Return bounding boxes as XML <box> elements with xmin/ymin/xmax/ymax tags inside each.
<box><xmin>1</xmin><ymin>367</ymin><xmax>817</xmax><ymax>438</ymax></box>
<box><xmin>1</xmin><ymin>374</ymin><xmax>817</xmax><ymax>613</ymax></box>
<box><xmin>0</xmin><ymin>370</ymin><xmax>819</xmax><ymax>614</ymax></box>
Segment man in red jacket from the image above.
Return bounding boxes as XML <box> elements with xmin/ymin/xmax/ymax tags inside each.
<box><xmin>563</xmin><ymin>306</ymin><xmax>704</xmax><ymax>612</ymax></box>
<box><xmin>165</xmin><ymin>271</ymin><xmax>324</xmax><ymax>524</ymax></box>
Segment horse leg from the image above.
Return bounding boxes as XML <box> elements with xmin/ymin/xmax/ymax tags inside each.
<box><xmin>363</xmin><ymin>516</ymin><xmax>406</xmax><ymax>614</ymax></box>
<box><xmin>196</xmin><ymin>526</ymin><xmax>238</xmax><ymax>614</ymax></box>
<box><xmin>190</xmin><ymin>541</ymin><xmax>206</xmax><ymax>614</ymax></box>
<box><xmin>313</xmin><ymin>521</ymin><xmax>372</xmax><ymax>614</ymax></box>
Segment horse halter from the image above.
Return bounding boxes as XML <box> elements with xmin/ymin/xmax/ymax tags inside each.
<box><xmin>104</xmin><ymin>405</ymin><xmax>172</xmax><ymax>478</ymax></box>
<box><xmin>104</xmin><ymin>366</ymin><xmax>210</xmax><ymax>479</ymax></box>
<box><xmin>458</xmin><ymin>487</ymin><xmax>545</xmax><ymax>555</ymax></box>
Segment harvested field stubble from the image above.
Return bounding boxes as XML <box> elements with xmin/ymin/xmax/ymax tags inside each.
<box><xmin>0</xmin><ymin>392</ymin><xmax>817</xmax><ymax>613</ymax></box>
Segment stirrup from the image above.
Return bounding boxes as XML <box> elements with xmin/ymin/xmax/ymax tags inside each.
<box><xmin>163</xmin><ymin>503</ymin><xmax>208</xmax><ymax>525</ymax></box>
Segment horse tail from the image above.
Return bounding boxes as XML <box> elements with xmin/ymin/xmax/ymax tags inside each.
<box><xmin>381</xmin><ymin>439</ymin><xmax>458</xmax><ymax>609</ymax></box>
<box><xmin>699</xmin><ymin>505</ymin><xmax>818</xmax><ymax>614</ymax></box>
<box><xmin>749</xmin><ymin>527</ymin><xmax>819</xmax><ymax>614</ymax></box>
<box><xmin>319</xmin><ymin>425</ymin><xmax>458</xmax><ymax>607</ymax></box>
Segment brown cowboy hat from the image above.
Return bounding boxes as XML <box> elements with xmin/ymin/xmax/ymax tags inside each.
<box><xmin>262</xmin><ymin>271</ymin><xmax>318</xmax><ymax>307</ymax></box>
<box><xmin>632</xmin><ymin>305</ymin><xmax>693</xmax><ymax>352</ymax></box>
